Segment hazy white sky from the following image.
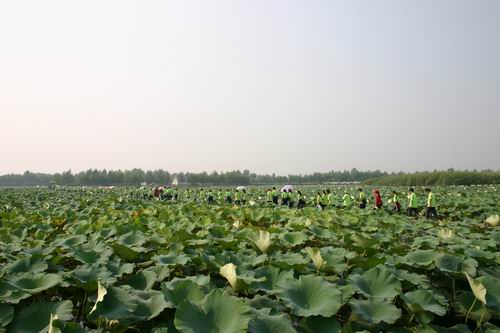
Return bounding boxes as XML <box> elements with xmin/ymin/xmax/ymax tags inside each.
<box><xmin>1</xmin><ymin>0</ymin><xmax>499</xmax><ymax>175</ymax></box>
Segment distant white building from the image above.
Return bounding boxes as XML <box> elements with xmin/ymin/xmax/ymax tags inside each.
<box><xmin>172</xmin><ymin>175</ymin><xmax>188</xmax><ymax>187</ymax></box>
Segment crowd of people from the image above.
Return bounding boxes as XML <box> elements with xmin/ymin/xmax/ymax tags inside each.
<box><xmin>145</xmin><ymin>186</ymin><xmax>439</xmax><ymax>219</ymax></box>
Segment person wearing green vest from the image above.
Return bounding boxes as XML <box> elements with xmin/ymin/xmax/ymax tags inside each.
<box><xmin>287</xmin><ymin>189</ymin><xmax>295</xmax><ymax>208</ymax></box>
<box><xmin>225</xmin><ymin>189</ymin><xmax>232</xmax><ymax>204</ymax></box>
<box><xmin>234</xmin><ymin>189</ymin><xmax>242</xmax><ymax>205</ymax></box>
<box><xmin>266</xmin><ymin>189</ymin><xmax>273</xmax><ymax>203</ymax></box>
<box><xmin>425</xmin><ymin>188</ymin><xmax>438</xmax><ymax>219</ymax></box>
<box><xmin>281</xmin><ymin>190</ymin><xmax>289</xmax><ymax>206</ymax></box>
<box><xmin>297</xmin><ymin>190</ymin><xmax>306</xmax><ymax>209</ymax></box>
<box><xmin>358</xmin><ymin>188</ymin><xmax>367</xmax><ymax>209</ymax></box>
<box><xmin>271</xmin><ymin>187</ymin><xmax>279</xmax><ymax>205</ymax></box>
<box><xmin>407</xmin><ymin>188</ymin><xmax>418</xmax><ymax>217</ymax></box>
<box><xmin>391</xmin><ymin>191</ymin><xmax>401</xmax><ymax>212</ymax></box>
<box><xmin>326</xmin><ymin>189</ymin><xmax>333</xmax><ymax>207</ymax></box>
<box><xmin>342</xmin><ymin>190</ymin><xmax>352</xmax><ymax>208</ymax></box>
<box><xmin>241</xmin><ymin>189</ymin><xmax>247</xmax><ymax>205</ymax></box>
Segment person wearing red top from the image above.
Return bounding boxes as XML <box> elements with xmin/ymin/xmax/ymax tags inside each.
<box><xmin>373</xmin><ymin>189</ymin><xmax>383</xmax><ymax>209</ymax></box>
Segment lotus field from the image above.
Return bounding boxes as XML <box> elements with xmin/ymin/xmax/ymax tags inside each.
<box><xmin>0</xmin><ymin>186</ymin><xmax>499</xmax><ymax>333</ymax></box>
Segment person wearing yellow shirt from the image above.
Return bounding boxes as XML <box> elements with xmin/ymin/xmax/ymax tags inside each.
<box><xmin>342</xmin><ymin>190</ymin><xmax>352</xmax><ymax>208</ymax></box>
<box><xmin>358</xmin><ymin>188</ymin><xmax>367</xmax><ymax>209</ymax></box>
<box><xmin>407</xmin><ymin>188</ymin><xmax>418</xmax><ymax>218</ymax></box>
<box><xmin>425</xmin><ymin>188</ymin><xmax>438</xmax><ymax>219</ymax></box>
<box><xmin>390</xmin><ymin>190</ymin><xmax>401</xmax><ymax>212</ymax></box>
<box><xmin>271</xmin><ymin>187</ymin><xmax>279</xmax><ymax>205</ymax></box>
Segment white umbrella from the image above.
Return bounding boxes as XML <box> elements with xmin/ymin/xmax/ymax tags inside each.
<box><xmin>281</xmin><ymin>185</ymin><xmax>294</xmax><ymax>192</ymax></box>
<box><xmin>236</xmin><ymin>186</ymin><xmax>246</xmax><ymax>190</ymax></box>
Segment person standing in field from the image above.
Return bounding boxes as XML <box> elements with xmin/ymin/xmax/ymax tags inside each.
<box><xmin>207</xmin><ymin>189</ymin><xmax>214</xmax><ymax>204</ymax></box>
<box><xmin>272</xmin><ymin>187</ymin><xmax>279</xmax><ymax>205</ymax></box>
<box><xmin>327</xmin><ymin>189</ymin><xmax>334</xmax><ymax>207</ymax></box>
<box><xmin>266</xmin><ymin>188</ymin><xmax>273</xmax><ymax>203</ymax></box>
<box><xmin>234</xmin><ymin>189</ymin><xmax>242</xmax><ymax>205</ymax></box>
<box><xmin>342</xmin><ymin>190</ymin><xmax>352</xmax><ymax>208</ymax></box>
<box><xmin>358</xmin><ymin>188</ymin><xmax>367</xmax><ymax>209</ymax></box>
<box><xmin>241</xmin><ymin>189</ymin><xmax>247</xmax><ymax>205</ymax></box>
<box><xmin>287</xmin><ymin>189</ymin><xmax>294</xmax><ymax>208</ymax></box>
<box><xmin>407</xmin><ymin>188</ymin><xmax>419</xmax><ymax>217</ymax></box>
<box><xmin>373</xmin><ymin>189</ymin><xmax>383</xmax><ymax>209</ymax></box>
<box><xmin>225</xmin><ymin>189</ymin><xmax>232</xmax><ymax>204</ymax></box>
<box><xmin>281</xmin><ymin>189</ymin><xmax>289</xmax><ymax>206</ymax></box>
<box><xmin>391</xmin><ymin>190</ymin><xmax>401</xmax><ymax>212</ymax></box>
<box><xmin>297</xmin><ymin>190</ymin><xmax>306</xmax><ymax>209</ymax></box>
<box><xmin>425</xmin><ymin>188</ymin><xmax>438</xmax><ymax>219</ymax></box>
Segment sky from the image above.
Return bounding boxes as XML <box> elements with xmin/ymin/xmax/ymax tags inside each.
<box><xmin>1</xmin><ymin>0</ymin><xmax>499</xmax><ymax>175</ymax></box>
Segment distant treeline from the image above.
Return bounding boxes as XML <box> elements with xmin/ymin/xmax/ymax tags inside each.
<box><xmin>1</xmin><ymin>169</ymin><xmax>498</xmax><ymax>187</ymax></box>
<box><xmin>0</xmin><ymin>169</ymin><xmax>386</xmax><ymax>186</ymax></box>
<box><xmin>363</xmin><ymin>170</ymin><xmax>500</xmax><ymax>186</ymax></box>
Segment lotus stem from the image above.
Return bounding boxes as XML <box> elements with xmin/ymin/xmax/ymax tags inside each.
<box><xmin>465</xmin><ymin>297</ymin><xmax>477</xmax><ymax>324</ymax></box>
<box><xmin>408</xmin><ymin>313</ymin><xmax>415</xmax><ymax>325</ymax></box>
<box><xmin>473</xmin><ymin>306</ymin><xmax>487</xmax><ymax>333</ymax></box>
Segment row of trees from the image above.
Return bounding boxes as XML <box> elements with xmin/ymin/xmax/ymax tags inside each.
<box><xmin>0</xmin><ymin>168</ymin><xmax>386</xmax><ymax>186</ymax></box>
<box><xmin>1</xmin><ymin>169</ymin><xmax>498</xmax><ymax>187</ymax></box>
<box><xmin>363</xmin><ymin>170</ymin><xmax>500</xmax><ymax>186</ymax></box>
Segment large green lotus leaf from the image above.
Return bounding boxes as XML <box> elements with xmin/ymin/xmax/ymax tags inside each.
<box><xmin>280</xmin><ymin>232</ymin><xmax>308</xmax><ymax>246</ymax></box>
<box><xmin>4</xmin><ymin>256</ymin><xmax>47</xmax><ymax>274</ymax></box>
<box><xmin>7</xmin><ymin>273</ymin><xmax>62</xmax><ymax>294</ymax></box>
<box><xmin>350</xmin><ymin>233</ymin><xmax>378</xmax><ymax>249</ymax></box>
<box><xmin>248</xmin><ymin>308</ymin><xmax>295</xmax><ymax>333</ymax></box>
<box><xmin>297</xmin><ymin>316</ymin><xmax>341</xmax><ymax>333</ymax></box>
<box><xmin>127</xmin><ymin>288</ymin><xmax>170</xmax><ymax>324</ymax></box>
<box><xmin>107</xmin><ymin>260</ymin><xmax>135</xmax><ymax>277</ymax></box>
<box><xmin>390</xmin><ymin>268</ymin><xmax>431</xmax><ymax>289</ymax></box>
<box><xmin>405</xmin><ymin>250</ymin><xmax>441</xmax><ymax>267</ymax></box>
<box><xmin>349</xmin><ymin>298</ymin><xmax>401</xmax><ymax>325</ymax></box>
<box><xmin>460</xmin><ymin>258</ymin><xmax>478</xmax><ymax>277</ymax></box>
<box><xmin>435</xmin><ymin>254</ymin><xmax>462</xmax><ymax>273</ymax></box>
<box><xmin>277</xmin><ymin>275</ymin><xmax>343</xmax><ymax>317</ymax></box>
<box><xmin>121</xmin><ymin>270</ymin><xmax>156</xmax><ymax>291</ymax></box>
<box><xmin>55</xmin><ymin>235</ymin><xmax>87</xmax><ymax>249</ymax></box>
<box><xmin>479</xmin><ymin>274</ymin><xmax>500</xmax><ymax>312</ymax></box>
<box><xmin>162</xmin><ymin>275</ymin><xmax>211</xmax><ymax>289</ymax></box>
<box><xmin>0</xmin><ymin>304</ymin><xmax>14</xmax><ymax>328</ymax></box>
<box><xmin>0</xmin><ymin>282</ymin><xmax>31</xmax><ymax>304</ymax></box>
<box><xmin>70</xmin><ymin>242</ymin><xmax>113</xmax><ymax>265</ymax></box>
<box><xmin>174</xmin><ymin>289</ymin><xmax>251</xmax><ymax>333</ymax></box>
<box><xmin>322</xmin><ymin>250</ymin><xmax>348</xmax><ymax>274</ymax></box>
<box><xmin>111</xmin><ymin>243</ymin><xmax>141</xmax><ymax>261</ymax></box>
<box><xmin>88</xmin><ymin>285</ymin><xmax>137</xmax><ymax>321</ymax></box>
<box><xmin>116</xmin><ymin>230</ymin><xmax>147</xmax><ymax>247</ymax></box>
<box><xmin>153</xmin><ymin>253</ymin><xmax>190</xmax><ymax>267</ymax></box>
<box><xmin>347</xmin><ymin>266</ymin><xmax>401</xmax><ymax>300</ymax></box>
<box><xmin>70</xmin><ymin>265</ymin><xmax>115</xmax><ymax>292</ymax></box>
<box><xmin>270</xmin><ymin>252</ymin><xmax>309</xmax><ymax>269</ymax></box>
<box><xmin>161</xmin><ymin>280</ymin><xmax>204</xmax><ymax>307</ymax></box>
<box><xmin>7</xmin><ymin>300</ymin><xmax>73</xmax><ymax>333</ymax></box>
<box><xmin>247</xmin><ymin>295</ymin><xmax>286</xmax><ymax>315</ymax></box>
<box><xmin>401</xmin><ymin>289</ymin><xmax>447</xmax><ymax>316</ymax></box>
<box><xmin>252</xmin><ymin>266</ymin><xmax>294</xmax><ymax>294</ymax></box>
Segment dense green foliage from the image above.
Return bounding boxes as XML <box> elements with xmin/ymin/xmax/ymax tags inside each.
<box><xmin>0</xmin><ymin>186</ymin><xmax>499</xmax><ymax>332</ymax></box>
<box><xmin>364</xmin><ymin>170</ymin><xmax>500</xmax><ymax>186</ymax></box>
<box><xmin>0</xmin><ymin>169</ymin><xmax>387</xmax><ymax>186</ymax></box>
